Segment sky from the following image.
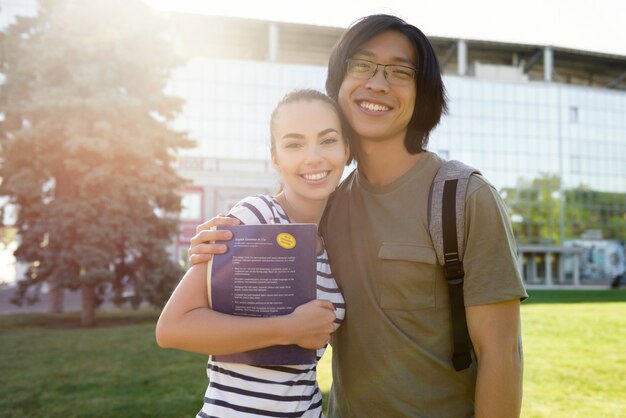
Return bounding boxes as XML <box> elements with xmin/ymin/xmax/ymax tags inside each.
<box><xmin>144</xmin><ymin>0</ymin><xmax>626</xmax><ymax>57</ymax></box>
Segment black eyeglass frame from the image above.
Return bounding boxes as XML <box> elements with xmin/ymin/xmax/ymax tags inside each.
<box><xmin>345</xmin><ymin>58</ymin><xmax>417</xmax><ymax>84</ymax></box>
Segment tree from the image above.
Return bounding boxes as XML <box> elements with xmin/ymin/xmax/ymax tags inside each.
<box><xmin>502</xmin><ymin>174</ymin><xmax>562</xmax><ymax>244</ymax></box>
<box><xmin>0</xmin><ymin>0</ymin><xmax>193</xmax><ymax>325</ymax></box>
<box><xmin>503</xmin><ymin>174</ymin><xmax>626</xmax><ymax>244</ymax></box>
<box><xmin>564</xmin><ymin>187</ymin><xmax>626</xmax><ymax>241</ymax></box>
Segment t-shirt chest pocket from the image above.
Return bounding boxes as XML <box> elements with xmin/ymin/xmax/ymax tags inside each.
<box><xmin>377</xmin><ymin>242</ymin><xmax>438</xmax><ymax>311</ymax></box>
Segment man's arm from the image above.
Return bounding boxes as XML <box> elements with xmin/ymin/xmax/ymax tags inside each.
<box><xmin>187</xmin><ymin>214</ymin><xmax>240</xmax><ymax>265</ymax></box>
<box><xmin>466</xmin><ymin>299</ymin><xmax>523</xmax><ymax>418</ymax></box>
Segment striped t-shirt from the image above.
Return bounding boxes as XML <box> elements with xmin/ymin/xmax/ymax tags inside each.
<box><xmin>197</xmin><ymin>195</ymin><xmax>345</xmax><ymax>418</ymax></box>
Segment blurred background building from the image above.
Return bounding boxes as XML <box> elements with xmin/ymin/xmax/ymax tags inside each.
<box><xmin>2</xmin><ymin>2</ymin><xmax>625</xmax><ymax>288</ymax></box>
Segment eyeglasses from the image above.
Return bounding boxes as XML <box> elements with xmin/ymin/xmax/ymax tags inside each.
<box><xmin>346</xmin><ymin>58</ymin><xmax>416</xmax><ymax>86</ymax></box>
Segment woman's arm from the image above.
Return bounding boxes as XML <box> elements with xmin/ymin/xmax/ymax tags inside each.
<box><xmin>155</xmin><ymin>262</ymin><xmax>336</xmax><ymax>356</ymax></box>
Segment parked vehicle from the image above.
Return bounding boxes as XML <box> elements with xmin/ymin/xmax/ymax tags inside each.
<box><xmin>564</xmin><ymin>239</ymin><xmax>626</xmax><ymax>283</ymax></box>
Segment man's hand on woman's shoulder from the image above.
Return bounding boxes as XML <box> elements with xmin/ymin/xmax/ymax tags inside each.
<box><xmin>188</xmin><ymin>214</ymin><xmax>240</xmax><ymax>265</ymax></box>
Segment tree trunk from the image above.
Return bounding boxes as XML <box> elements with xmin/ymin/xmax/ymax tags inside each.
<box><xmin>49</xmin><ymin>286</ymin><xmax>64</xmax><ymax>314</ymax></box>
<box><xmin>49</xmin><ymin>287</ymin><xmax>65</xmax><ymax>313</ymax></box>
<box><xmin>81</xmin><ymin>284</ymin><xmax>97</xmax><ymax>326</ymax></box>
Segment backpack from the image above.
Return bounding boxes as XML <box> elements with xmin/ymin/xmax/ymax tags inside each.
<box><xmin>428</xmin><ymin>160</ymin><xmax>481</xmax><ymax>371</ymax></box>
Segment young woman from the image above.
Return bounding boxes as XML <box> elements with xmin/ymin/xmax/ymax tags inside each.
<box><xmin>156</xmin><ymin>89</ymin><xmax>348</xmax><ymax>418</ymax></box>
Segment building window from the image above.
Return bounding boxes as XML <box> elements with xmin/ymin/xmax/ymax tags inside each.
<box><xmin>569</xmin><ymin>106</ymin><xmax>579</xmax><ymax>123</ymax></box>
<box><xmin>570</xmin><ymin>155</ymin><xmax>581</xmax><ymax>174</ymax></box>
<box><xmin>181</xmin><ymin>191</ymin><xmax>202</xmax><ymax>221</ymax></box>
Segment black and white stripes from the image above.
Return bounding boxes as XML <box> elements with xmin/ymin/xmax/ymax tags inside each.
<box><xmin>198</xmin><ymin>195</ymin><xmax>345</xmax><ymax>418</ymax></box>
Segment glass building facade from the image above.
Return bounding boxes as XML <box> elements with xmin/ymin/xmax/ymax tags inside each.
<box><xmin>170</xmin><ymin>57</ymin><xmax>626</xmax><ymax>238</ymax></box>
<box><xmin>0</xmin><ymin>0</ymin><xmax>36</xmax><ymax>28</ymax></box>
<box><xmin>173</xmin><ymin>58</ymin><xmax>626</xmax><ymax>191</ymax></box>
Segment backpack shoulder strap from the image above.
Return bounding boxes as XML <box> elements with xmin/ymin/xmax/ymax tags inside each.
<box><xmin>428</xmin><ymin>160</ymin><xmax>481</xmax><ymax>265</ymax></box>
<box><xmin>428</xmin><ymin>160</ymin><xmax>481</xmax><ymax>371</ymax></box>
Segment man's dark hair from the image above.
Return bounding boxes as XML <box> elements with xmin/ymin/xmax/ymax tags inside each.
<box><xmin>326</xmin><ymin>14</ymin><xmax>448</xmax><ymax>155</ymax></box>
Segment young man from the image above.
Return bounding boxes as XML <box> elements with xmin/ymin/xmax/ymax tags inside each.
<box><xmin>188</xmin><ymin>15</ymin><xmax>527</xmax><ymax>418</ymax></box>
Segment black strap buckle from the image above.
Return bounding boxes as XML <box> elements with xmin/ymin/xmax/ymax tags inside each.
<box><xmin>443</xmin><ymin>259</ymin><xmax>465</xmax><ymax>284</ymax></box>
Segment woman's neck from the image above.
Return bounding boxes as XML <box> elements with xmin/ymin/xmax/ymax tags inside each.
<box><xmin>275</xmin><ymin>191</ymin><xmax>327</xmax><ymax>226</ymax></box>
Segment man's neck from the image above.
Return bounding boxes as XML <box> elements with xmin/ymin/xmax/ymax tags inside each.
<box><xmin>357</xmin><ymin>138</ymin><xmax>424</xmax><ymax>186</ymax></box>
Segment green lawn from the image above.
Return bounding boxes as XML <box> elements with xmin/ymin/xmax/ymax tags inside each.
<box><xmin>1</xmin><ymin>290</ymin><xmax>625</xmax><ymax>417</ymax></box>
<box><xmin>520</xmin><ymin>290</ymin><xmax>626</xmax><ymax>418</ymax></box>
<box><xmin>0</xmin><ymin>310</ymin><xmax>206</xmax><ymax>418</ymax></box>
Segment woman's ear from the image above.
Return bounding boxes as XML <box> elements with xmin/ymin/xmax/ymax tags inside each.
<box><xmin>271</xmin><ymin>153</ymin><xmax>280</xmax><ymax>172</ymax></box>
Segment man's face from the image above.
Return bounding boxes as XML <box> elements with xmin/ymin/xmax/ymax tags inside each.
<box><xmin>337</xmin><ymin>30</ymin><xmax>417</xmax><ymax>146</ymax></box>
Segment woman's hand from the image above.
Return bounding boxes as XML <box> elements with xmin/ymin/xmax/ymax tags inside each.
<box><xmin>188</xmin><ymin>214</ymin><xmax>240</xmax><ymax>265</ymax></box>
<box><xmin>283</xmin><ymin>300</ymin><xmax>337</xmax><ymax>349</ymax></box>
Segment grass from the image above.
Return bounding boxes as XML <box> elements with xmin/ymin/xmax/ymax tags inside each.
<box><xmin>520</xmin><ymin>290</ymin><xmax>626</xmax><ymax>418</ymax></box>
<box><xmin>524</xmin><ymin>289</ymin><xmax>626</xmax><ymax>304</ymax></box>
<box><xmin>1</xmin><ymin>291</ymin><xmax>625</xmax><ymax>417</ymax></box>
<box><xmin>0</xmin><ymin>309</ymin><xmax>206</xmax><ymax>418</ymax></box>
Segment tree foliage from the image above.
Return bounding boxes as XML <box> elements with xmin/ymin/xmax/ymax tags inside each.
<box><xmin>502</xmin><ymin>174</ymin><xmax>563</xmax><ymax>244</ymax></box>
<box><xmin>0</xmin><ymin>0</ymin><xmax>193</xmax><ymax>324</ymax></box>
<box><xmin>503</xmin><ymin>174</ymin><xmax>626</xmax><ymax>244</ymax></box>
<box><xmin>564</xmin><ymin>187</ymin><xmax>626</xmax><ymax>241</ymax></box>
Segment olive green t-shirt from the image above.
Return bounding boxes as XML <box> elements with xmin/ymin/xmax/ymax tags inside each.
<box><xmin>320</xmin><ymin>151</ymin><xmax>527</xmax><ymax>418</ymax></box>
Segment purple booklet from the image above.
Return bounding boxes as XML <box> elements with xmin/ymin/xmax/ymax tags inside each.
<box><xmin>209</xmin><ymin>223</ymin><xmax>317</xmax><ymax>365</ymax></box>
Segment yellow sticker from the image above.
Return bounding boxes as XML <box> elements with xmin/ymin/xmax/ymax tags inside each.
<box><xmin>276</xmin><ymin>232</ymin><xmax>296</xmax><ymax>249</ymax></box>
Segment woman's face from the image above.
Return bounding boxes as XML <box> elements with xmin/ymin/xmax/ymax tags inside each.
<box><xmin>272</xmin><ymin>100</ymin><xmax>349</xmax><ymax>203</ymax></box>
<box><xmin>337</xmin><ymin>30</ymin><xmax>417</xmax><ymax>147</ymax></box>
